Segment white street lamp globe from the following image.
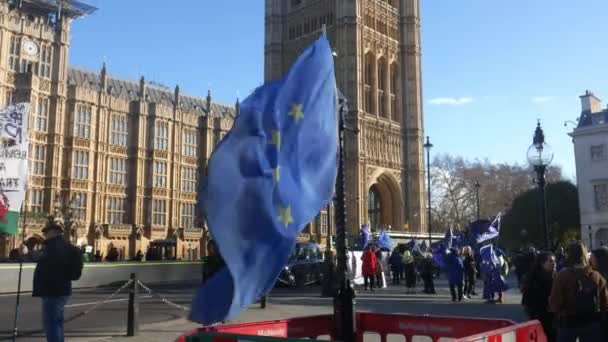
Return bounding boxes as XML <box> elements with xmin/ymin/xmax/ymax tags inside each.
<box><xmin>527</xmin><ymin>142</ymin><xmax>554</xmax><ymax>167</ymax></box>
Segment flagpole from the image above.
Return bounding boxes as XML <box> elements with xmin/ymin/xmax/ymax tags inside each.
<box><xmin>12</xmin><ymin>194</ymin><xmax>28</xmax><ymax>342</ymax></box>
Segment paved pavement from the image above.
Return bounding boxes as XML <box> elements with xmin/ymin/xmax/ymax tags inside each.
<box><xmin>0</xmin><ymin>276</ymin><xmax>527</xmax><ymax>342</ymax></box>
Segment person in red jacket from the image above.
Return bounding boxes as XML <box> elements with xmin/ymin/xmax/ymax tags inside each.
<box><xmin>361</xmin><ymin>245</ymin><xmax>377</xmax><ymax>291</ymax></box>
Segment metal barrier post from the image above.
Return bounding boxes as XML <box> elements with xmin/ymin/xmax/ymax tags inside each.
<box><xmin>127</xmin><ymin>273</ymin><xmax>139</xmax><ymax>336</ymax></box>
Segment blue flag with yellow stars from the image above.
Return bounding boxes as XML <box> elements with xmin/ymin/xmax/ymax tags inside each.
<box><xmin>190</xmin><ymin>33</ymin><xmax>337</xmax><ymax>325</ymax></box>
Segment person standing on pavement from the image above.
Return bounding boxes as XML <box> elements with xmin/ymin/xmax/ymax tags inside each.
<box><xmin>515</xmin><ymin>247</ymin><xmax>537</xmax><ymax>289</ymax></box>
<box><xmin>549</xmin><ymin>241</ymin><xmax>608</xmax><ymax>342</ymax></box>
<box><xmin>419</xmin><ymin>253</ymin><xmax>436</xmax><ymax>294</ymax></box>
<box><xmin>374</xmin><ymin>246</ymin><xmax>385</xmax><ymax>289</ymax></box>
<box><xmin>361</xmin><ymin>245</ymin><xmax>377</xmax><ymax>291</ymax></box>
<box><xmin>402</xmin><ymin>250</ymin><xmax>417</xmax><ymax>294</ymax></box>
<box><xmin>445</xmin><ymin>247</ymin><xmax>465</xmax><ymax>302</ymax></box>
<box><xmin>389</xmin><ymin>249</ymin><xmax>402</xmax><ymax>285</ymax></box>
<box><xmin>590</xmin><ymin>246</ymin><xmax>608</xmax><ymax>280</ymax></box>
<box><xmin>521</xmin><ymin>252</ymin><xmax>557</xmax><ymax>342</ymax></box>
<box><xmin>462</xmin><ymin>246</ymin><xmax>477</xmax><ymax>298</ymax></box>
<box><xmin>590</xmin><ymin>246</ymin><xmax>608</xmax><ymax>340</ymax></box>
<box><xmin>33</xmin><ymin>221</ymin><xmax>83</xmax><ymax>342</ymax></box>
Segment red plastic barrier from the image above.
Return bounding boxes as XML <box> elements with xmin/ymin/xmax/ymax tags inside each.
<box><xmin>356</xmin><ymin>312</ymin><xmax>514</xmax><ymax>341</ymax></box>
<box><xmin>177</xmin><ymin>313</ymin><xmax>548</xmax><ymax>342</ymax></box>
<box><xmin>177</xmin><ymin>315</ymin><xmax>334</xmax><ymax>342</ymax></box>
<box><xmin>454</xmin><ymin>319</ymin><xmax>547</xmax><ymax>342</ymax></box>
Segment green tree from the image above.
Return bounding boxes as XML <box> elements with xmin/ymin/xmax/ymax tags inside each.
<box><xmin>500</xmin><ymin>181</ymin><xmax>580</xmax><ymax>251</ymax></box>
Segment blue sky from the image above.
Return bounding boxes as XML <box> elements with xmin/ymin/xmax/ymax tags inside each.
<box><xmin>70</xmin><ymin>0</ymin><xmax>608</xmax><ymax>179</ymax></box>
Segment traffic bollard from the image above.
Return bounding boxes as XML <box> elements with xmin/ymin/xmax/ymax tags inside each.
<box><xmin>127</xmin><ymin>273</ymin><xmax>139</xmax><ymax>336</ymax></box>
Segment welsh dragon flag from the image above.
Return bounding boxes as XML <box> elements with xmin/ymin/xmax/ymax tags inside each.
<box><xmin>0</xmin><ymin>103</ymin><xmax>29</xmax><ymax>235</ymax></box>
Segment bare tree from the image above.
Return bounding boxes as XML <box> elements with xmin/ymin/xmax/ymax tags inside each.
<box><xmin>429</xmin><ymin>154</ymin><xmax>564</xmax><ymax>233</ymax></box>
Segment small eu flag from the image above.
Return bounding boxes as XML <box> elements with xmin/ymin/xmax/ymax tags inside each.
<box><xmin>190</xmin><ymin>34</ymin><xmax>337</xmax><ymax>325</ymax></box>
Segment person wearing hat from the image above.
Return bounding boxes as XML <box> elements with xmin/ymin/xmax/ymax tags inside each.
<box><xmin>33</xmin><ymin>220</ymin><xmax>74</xmax><ymax>342</ymax></box>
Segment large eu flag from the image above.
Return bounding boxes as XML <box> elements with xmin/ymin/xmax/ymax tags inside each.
<box><xmin>190</xmin><ymin>34</ymin><xmax>337</xmax><ymax>325</ymax></box>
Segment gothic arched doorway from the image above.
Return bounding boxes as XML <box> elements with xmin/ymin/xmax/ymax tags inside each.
<box><xmin>368</xmin><ymin>185</ymin><xmax>382</xmax><ymax>231</ymax></box>
<box><xmin>366</xmin><ymin>171</ymin><xmax>404</xmax><ymax>232</ymax></box>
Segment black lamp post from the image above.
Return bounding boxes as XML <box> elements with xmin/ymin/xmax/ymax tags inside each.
<box><xmin>322</xmin><ymin>201</ymin><xmax>335</xmax><ymax>297</ymax></box>
<box><xmin>526</xmin><ymin>121</ymin><xmax>554</xmax><ymax>250</ymax></box>
<box><xmin>333</xmin><ymin>96</ymin><xmax>356</xmax><ymax>342</ymax></box>
<box><xmin>423</xmin><ymin>136</ymin><xmax>433</xmax><ymax>246</ymax></box>
<box><xmin>474</xmin><ymin>180</ymin><xmax>481</xmax><ymax>220</ymax></box>
<box><xmin>588</xmin><ymin>225</ymin><xmax>593</xmax><ymax>250</ymax></box>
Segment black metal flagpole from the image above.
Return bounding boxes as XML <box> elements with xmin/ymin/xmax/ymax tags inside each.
<box><xmin>333</xmin><ymin>96</ymin><xmax>356</xmax><ymax>342</ymax></box>
<box><xmin>12</xmin><ymin>195</ymin><xmax>27</xmax><ymax>342</ymax></box>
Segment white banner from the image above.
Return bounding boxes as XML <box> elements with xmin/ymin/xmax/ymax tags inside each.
<box><xmin>0</xmin><ymin>103</ymin><xmax>29</xmax><ymax>235</ymax></box>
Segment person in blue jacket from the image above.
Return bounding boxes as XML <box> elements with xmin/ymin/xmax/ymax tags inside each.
<box><xmin>444</xmin><ymin>247</ymin><xmax>465</xmax><ymax>302</ymax></box>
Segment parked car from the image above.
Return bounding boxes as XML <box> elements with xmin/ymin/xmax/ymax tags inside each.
<box><xmin>276</xmin><ymin>242</ymin><xmax>325</xmax><ymax>287</ymax></box>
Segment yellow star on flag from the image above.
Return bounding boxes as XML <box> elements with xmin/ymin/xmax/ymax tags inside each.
<box><xmin>278</xmin><ymin>206</ymin><xmax>294</xmax><ymax>227</ymax></box>
<box><xmin>269</xmin><ymin>130</ymin><xmax>281</xmax><ymax>151</ymax></box>
<box><xmin>288</xmin><ymin>104</ymin><xmax>304</xmax><ymax>123</ymax></box>
<box><xmin>272</xmin><ymin>166</ymin><xmax>280</xmax><ymax>184</ymax></box>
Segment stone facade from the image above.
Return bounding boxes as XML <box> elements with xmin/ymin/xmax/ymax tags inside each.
<box><xmin>265</xmin><ymin>0</ymin><xmax>426</xmax><ymax>240</ymax></box>
<box><xmin>571</xmin><ymin>91</ymin><xmax>608</xmax><ymax>249</ymax></box>
<box><xmin>0</xmin><ymin>2</ymin><xmax>235</xmax><ymax>260</ymax></box>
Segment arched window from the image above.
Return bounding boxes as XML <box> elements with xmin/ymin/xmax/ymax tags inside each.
<box><xmin>368</xmin><ymin>186</ymin><xmax>382</xmax><ymax>231</ymax></box>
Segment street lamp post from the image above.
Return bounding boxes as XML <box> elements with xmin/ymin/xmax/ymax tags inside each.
<box><xmin>526</xmin><ymin>121</ymin><xmax>554</xmax><ymax>250</ymax></box>
<box><xmin>423</xmin><ymin>136</ymin><xmax>433</xmax><ymax>246</ymax></box>
<box><xmin>588</xmin><ymin>225</ymin><xmax>593</xmax><ymax>250</ymax></box>
<box><xmin>333</xmin><ymin>96</ymin><xmax>356</xmax><ymax>342</ymax></box>
<box><xmin>474</xmin><ymin>180</ymin><xmax>481</xmax><ymax>220</ymax></box>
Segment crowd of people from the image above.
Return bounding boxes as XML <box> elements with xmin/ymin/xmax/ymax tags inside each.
<box><xmin>360</xmin><ymin>244</ymin><xmax>438</xmax><ymax>294</ymax></box>
<box><xmin>360</xmin><ymin>239</ymin><xmax>608</xmax><ymax>341</ymax></box>
<box><xmin>18</xmin><ymin>214</ymin><xmax>608</xmax><ymax>342</ymax></box>
<box><xmin>360</xmin><ymin>243</ymin><xmax>508</xmax><ymax>304</ymax></box>
<box><xmin>520</xmin><ymin>241</ymin><xmax>608</xmax><ymax>342</ymax></box>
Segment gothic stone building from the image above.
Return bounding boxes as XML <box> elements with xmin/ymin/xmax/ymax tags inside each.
<box><xmin>265</xmin><ymin>0</ymin><xmax>426</xmax><ymax>240</ymax></box>
<box><xmin>0</xmin><ymin>1</ymin><xmax>236</xmax><ymax>260</ymax></box>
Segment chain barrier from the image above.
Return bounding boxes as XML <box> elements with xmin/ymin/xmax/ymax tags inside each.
<box><xmin>65</xmin><ymin>279</ymin><xmax>134</xmax><ymax>323</ymax></box>
<box><xmin>137</xmin><ymin>280</ymin><xmax>191</xmax><ymax>312</ymax></box>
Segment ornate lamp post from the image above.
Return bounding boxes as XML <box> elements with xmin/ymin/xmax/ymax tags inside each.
<box><xmin>474</xmin><ymin>180</ymin><xmax>481</xmax><ymax>220</ymax></box>
<box><xmin>526</xmin><ymin>122</ymin><xmax>554</xmax><ymax>250</ymax></box>
<box><xmin>423</xmin><ymin>136</ymin><xmax>433</xmax><ymax>246</ymax></box>
<box><xmin>333</xmin><ymin>96</ymin><xmax>356</xmax><ymax>342</ymax></box>
<box><xmin>53</xmin><ymin>194</ymin><xmax>80</xmax><ymax>244</ymax></box>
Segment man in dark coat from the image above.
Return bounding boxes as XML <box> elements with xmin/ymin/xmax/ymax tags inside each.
<box><xmin>33</xmin><ymin>221</ymin><xmax>73</xmax><ymax>342</ymax></box>
<box><xmin>419</xmin><ymin>253</ymin><xmax>436</xmax><ymax>294</ymax></box>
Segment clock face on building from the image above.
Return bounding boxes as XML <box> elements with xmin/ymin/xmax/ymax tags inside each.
<box><xmin>22</xmin><ymin>40</ymin><xmax>39</xmax><ymax>57</ymax></box>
